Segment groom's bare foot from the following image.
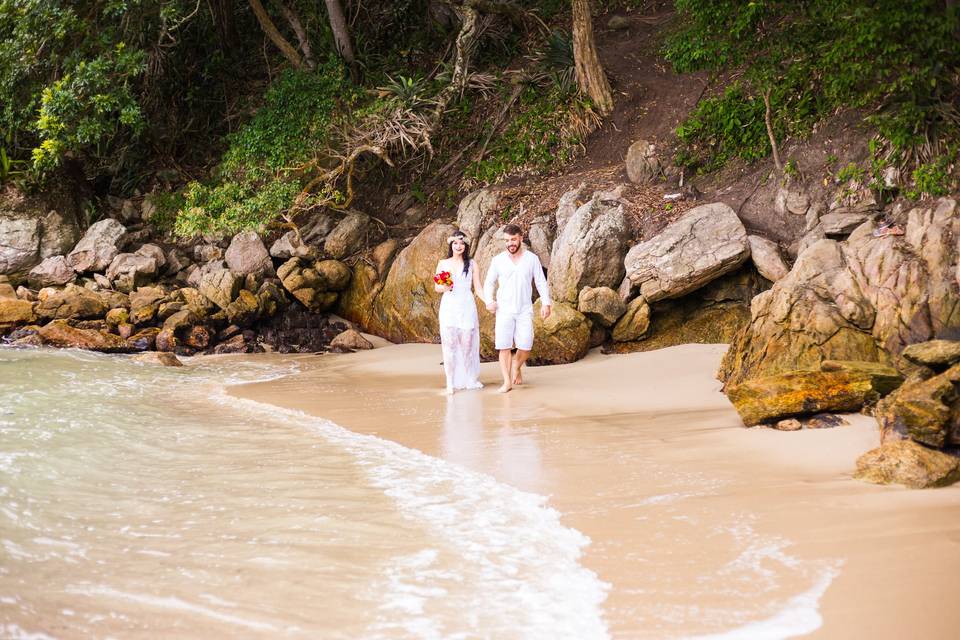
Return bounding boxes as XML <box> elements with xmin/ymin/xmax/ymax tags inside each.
<box><xmin>497</xmin><ymin>383</ymin><xmax>512</xmax><ymax>393</ymax></box>
<box><xmin>511</xmin><ymin>366</ymin><xmax>523</xmax><ymax>386</ymax></box>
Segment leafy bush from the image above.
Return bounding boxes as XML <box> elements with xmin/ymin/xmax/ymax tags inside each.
<box><xmin>665</xmin><ymin>0</ymin><xmax>960</xmax><ymax>174</ymax></box>
<box><xmin>465</xmin><ymin>85</ymin><xmax>595</xmax><ymax>185</ymax></box>
<box><xmin>171</xmin><ymin>63</ymin><xmax>353</xmax><ymax>236</ymax></box>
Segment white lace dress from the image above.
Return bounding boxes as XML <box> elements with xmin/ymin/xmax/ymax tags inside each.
<box><xmin>438</xmin><ymin>263</ymin><xmax>483</xmax><ymax>391</ymax></box>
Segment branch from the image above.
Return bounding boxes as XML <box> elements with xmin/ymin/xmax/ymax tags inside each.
<box><xmin>763</xmin><ymin>88</ymin><xmax>783</xmax><ymax>173</ymax></box>
<box><xmin>273</xmin><ymin>0</ymin><xmax>315</xmax><ymax>69</ymax></box>
<box><xmin>248</xmin><ymin>0</ymin><xmax>303</xmax><ymax>69</ymax></box>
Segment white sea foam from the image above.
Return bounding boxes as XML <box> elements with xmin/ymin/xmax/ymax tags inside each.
<box><xmin>220</xmin><ymin>391</ymin><xmax>611</xmax><ymax>640</ymax></box>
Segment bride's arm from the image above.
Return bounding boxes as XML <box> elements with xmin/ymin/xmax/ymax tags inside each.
<box><xmin>472</xmin><ymin>264</ymin><xmax>486</xmax><ymax>304</ymax></box>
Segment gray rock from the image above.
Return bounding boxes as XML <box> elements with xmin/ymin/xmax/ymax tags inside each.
<box><xmin>555</xmin><ymin>183</ymin><xmax>586</xmax><ymax>237</ymax></box>
<box><xmin>39</xmin><ymin>209</ymin><xmax>82</xmax><ymax>259</ymax></box>
<box><xmin>747</xmin><ymin>235</ymin><xmax>790</xmax><ymax>282</ymax></box>
<box><xmin>625</xmin><ymin>202</ymin><xmax>749</xmax><ymax>302</ymax></box>
<box><xmin>325</xmin><ymin>211</ymin><xmax>369</xmax><ymax>259</ymax></box>
<box><xmin>527</xmin><ymin>214</ymin><xmax>554</xmax><ymax>270</ymax></box>
<box><xmin>456</xmin><ymin>189</ymin><xmax>500</xmax><ymax>246</ymax></box>
<box><xmin>577</xmin><ymin>286</ymin><xmax>626</xmax><ymax>327</ymax></box>
<box><xmin>67</xmin><ymin>218</ymin><xmax>127</xmax><ymax>273</ymax></box>
<box><xmin>774</xmin><ymin>187</ymin><xmax>810</xmax><ymax>216</ymax></box>
<box><xmin>549</xmin><ymin>192</ymin><xmax>629</xmax><ymax>304</ymax></box>
<box><xmin>820</xmin><ymin>211</ymin><xmax>876</xmax><ymax>236</ymax></box>
<box><xmin>625</xmin><ymin>139</ymin><xmax>661</xmax><ymax>185</ymax></box>
<box><xmin>0</xmin><ymin>216</ymin><xmax>41</xmax><ymax>276</ymax></box>
<box><xmin>198</xmin><ymin>264</ymin><xmax>240</xmax><ymax>310</ymax></box>
<box><xmin>134</xmin><ymin>244</ymin><xmax>167</xmax><ymax>272</ymax></box>
<box><xmin>611</xmin><ymin>296</ymin><xmax>651</xmax><ymax>342</ymax></box>
<box><xmin>270</xmin><ymin>230</ymin><xmax>317</xmax><ymax>260</ymax></box>
<box><xmin>164</xmin><ymin>247</ymin><xmax>191</xmax><ymax>274</ymax></box>
<box><xmin>27</xmin><ymin>256</ymin><xmax>76</xmax><ymax>288</ymax></box>
<box><xmin>225</xmin><ymin>231</ymin><xmax>274</xmax><ymax>276</ymax></box>
<box><xmin>105</xmin><ymin>253</ymin><xmax>159</xmax><ymax>293</ymax></box>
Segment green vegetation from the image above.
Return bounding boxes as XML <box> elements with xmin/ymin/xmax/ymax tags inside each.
<box><xmin>466</xmin><ymin>85</ymin><xmax>595</xmax><ymax>185</ymax></box>
<box><xmin>666</xmin><ymin>0</ymin><xmax>960</xmax><ymax>176</ymax></box>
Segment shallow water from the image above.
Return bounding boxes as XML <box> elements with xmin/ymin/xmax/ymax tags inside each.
<box><xmin>0</xmin><ymin>349</ymin><xmax>607</xmax><ymax>639</ymax></box>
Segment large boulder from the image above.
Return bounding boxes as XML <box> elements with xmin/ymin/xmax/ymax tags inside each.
<box><xmin>198</xmin><ymin>263</ymin><xmax>240</xmax><ymax>310</ymax></box>
<box><xmin>624</xmin><ymin>139</ymin><xmax>662</xmax><ymax>185</ymax></box>
<box><xmin>456</xmin><ymin>189</ymin><xmax>500</xmax><ymax>246</ymax></box>
<box><xmin>902</xmin><ymin>340</ymin><xmax>960</xmax><ymax>368</ymax></box>
<box><xmin>0</xmin><ymin>298</ymin><xmax>36</xmax><ymax>329</ymax></box>
<box><xmin>720</xmin><ymin>199</ymin><xmax>960</xmax><ymax>387</ymax></box>
<box><xmin>611</xmin><ymin>296</ymin><xmax>650</xmax><ymax>343</ymax></box>
<box><xmin>527</xmin><ymin>214</ymin><xmax>555</xmax><ymax>269</ymax></box>
<box><xmin>577</xmin><ymin>286</ymin><xmax>626</xmax><ymax>328</ymax></box>
<box><xmin>874</xmin><ymin>364</ymin><xmax>960</xmax><ymax>448</ymax></box>
<box><xmin>67</xmin><ymin>218</ymin><xmax>127</xmax><ymax>273</ymax></box>
<box><xmin>27</xmin><ymin>256</ymin><xmax>76</xmax><ymax>288</ymax></box>
<box><xmin>548</xmin><ymin>191</ymin><xmax>628</xmax><ymax>304</ymax></box>
<box><xmin>277</xmin><ymin>257</ymin><xmax>337</xmax><ymax>312</ymax></box>
<box><xmin>324</xmin><ymin>211</ymin><xmax>370</xmax><ymax>259</ymax></box>
<box><xmin>366</xmin><ymin>221</ymin><xmax>455</xmax><ymax>342</ymax></box>
<box><xmin>270</xmin><ymin>230</ymin><xmax>317</xmax><ymax>260</ymax></box>
<box><xmin>105</xmin><ymin>252</ymin><xmax>158</xmax><ymax>293</ymax></box>
<box><xmin>747</xmin><ymin>235</ymin><xmax>789</xmax><ymax>282</ymax></box>
<box><xmin>1</xmin><ymin>186</ymin><xmax>82</xmax><ymax>281</ymax></box>
<box><xmin>725</xmin><ymin>368</ymin><xmax>902</xmax><ymax>426</ymax></box>
<box><xmin>529</xmin><ymin>300</ymin><xmax>591</xmax><ymax>365</ymax></box>
<box><xmin>37</xmin><ymin>319</ymin><xmax>130</xmax><ymax>352</ymax></box>
<box><xmin>315</xmin><ymin>259</ymin><xmax>352</xmax><ymax>291</ymax></box>
<box><xmin>225</xmin><ymin>231</ymin><xmax>275</xmax><ymax>276</ymax></box>
<box><xmin>624</xmin><ymin>202</ymin><xmax>749</xmax><ymax>302</ymax></box>
<box><xmin>855</xmin><ymin>440</ymin><xmax>960</xmax><ymax>488</ymax></box>
<box><xmin>36</xmin><ymin>284</ymin><xmax>109</xmax><ymax>320</ymax></box>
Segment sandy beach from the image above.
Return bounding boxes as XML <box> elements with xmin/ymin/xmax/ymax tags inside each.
<box><xmin>231</xmin><ymin>342</ymin><xmax>960</xmax><ymax>639</ymax></box>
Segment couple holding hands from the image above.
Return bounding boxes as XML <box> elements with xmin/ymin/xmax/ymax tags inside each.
<box><xmin>433</xmin><ymin>224</ymin><xmax>551</xmax><ymax>395</ymax></box>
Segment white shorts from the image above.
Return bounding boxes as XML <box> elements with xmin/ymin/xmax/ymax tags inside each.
<box><xmin>495</xmin><ymin>311</ymin><xmax>534</xmax><ymax>351</ymax></box>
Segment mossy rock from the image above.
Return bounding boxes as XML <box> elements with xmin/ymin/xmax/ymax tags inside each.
<box><xmin>855</xmin><ymin>440</ymin><xmax>960</xmax><ymax>489</ymax></box>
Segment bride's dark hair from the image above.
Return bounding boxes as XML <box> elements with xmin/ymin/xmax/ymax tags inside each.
<box><xmin>446</xmin><ymin>230</ymin><xmax>471</xmax><ymax>275</ymax></box>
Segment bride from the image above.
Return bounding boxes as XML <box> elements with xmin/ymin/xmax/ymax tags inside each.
<box><xmin>434</xmin><ymin>230</ymin><xmax>484</xmax><ymax>394</ymax></box>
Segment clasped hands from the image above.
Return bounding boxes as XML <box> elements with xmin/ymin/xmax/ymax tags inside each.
<box><xmin>485</xmin><ymin>301</ymin><xmax>552</xmax><ymax>320</ymax></box>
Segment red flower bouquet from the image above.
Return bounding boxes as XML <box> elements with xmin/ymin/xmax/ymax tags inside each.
<box><xmin>433</xmin><ymin>270</ymin><xmax>453</xmax><ymax>290</ymax></box>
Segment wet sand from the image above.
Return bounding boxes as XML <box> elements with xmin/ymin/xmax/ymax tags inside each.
<box><xmin>231</xmin><ymin>342</ymin><xmax>960</xmax><ymax>639</ymax></box>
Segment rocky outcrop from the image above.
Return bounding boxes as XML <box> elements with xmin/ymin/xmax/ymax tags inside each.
<box><xmin>720</xmin><ymin>198</ymin><xmax>960</xmax><ymax>387</ymax></box>
<box><xmin>611</xmin><ymin>296</ymin><xmax>650</xmax><ymax>342</ymax></box>
<box><xmin>624</xmin><ymin>202</ymin><xmax>749</xmax><ymax>302</ymax></box>
<box><xmin>37</xmin><ymin>319</ymin><xmax>130</xmax><ymax>352</ymax></box>
<box><xmin>456</xmin><ymin>189</ymin><xmax>500</xmax><ymax>246</ymax></box>
<box><xmin>324</xmin><ymin>211</ymin><xmax>369</xmax><ymax>259</ymax></box>
<box><xmin>902</xmin><ymin>340</ymin><xmax>960</xmax><ymax>368</ymax></box>
<box><xmin>874</xmin><ymin>364</ymin><xmax>960</xmax><ymax>448</ymax></box>
<box><xmin>548</xmin><ymin>191</ymin><xmax>628</xmax><ymax>304</ymax></box>
<box><xmin>529</xmin><ymin>300</ymin><xmax>591</xmax><ymax>365</ymax></box>
<box><xmin>0</xmin><ymin>298</ymin><xmax>36</xmax><ymax>328</ymax></box>
<box><xmin>1</xmin><ymin>186</ymin><xmax>82</xmax><ymax>281</ymax></box>
<box><xmin>67</xmin><ymin>218</ymin><xmax>126</xmax><ymax>273</ymax></box>
<box><xmin>36</xmin><ymin>284</ymin><xmax>109</xmax><ymax>320</ymax></box>
<box><xmin>855</xmin><ymin>440</ymin><xmax>960</xmax><ymax>489</ymax></box>
<box><xmin>726</xmin><ymin>367</ymin><xmax>902</xmax><ymax>426</ymax></box>
<box><xmin>198</xmin><ymin>263</ymin><xmax>241</xmax><ymax>310</ymax></box>
<box><xmin>27</xmin><ymin>256</ymin><xmax>76</xmax><ymax>288</ymax></box>
<box><xmin>277</xmin><ymin>257</ymin><xmax>349</xmax><ymax>312</ymax></box>
<box><xmin>225</xmin><ymin>231</ymin><xmax>274</xmax><ymax>276</ymax></box>
<box><xmin>577</xmin><ymin>286</ymin><xmax>625</xmax><ymax>328</ymax></box>
<box><xmin>106</xmin><ymin>252</ymin><xmax>159</xmax><ymax>293</ymax></box>
<box><xmin>747</xmin><ymin>235</ymin><xmax>789</xmax><ymax>282</ymax></box>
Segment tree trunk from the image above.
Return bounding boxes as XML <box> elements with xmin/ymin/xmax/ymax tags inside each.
<box><xmin>248</xmin><ymin>0</ymin><xmax>303</xmax><ymax>69</ymax></box>
<box><xmin>209</xmin><ymin>0</ymin><xmax>239</xmax><ymax>53</ymax></box>
<box><xmin>571</xmin><ymin>0</ymin><xmax>613</xmax><ymax>116</ymax></box>
<box><xmin>273</xmin><ymin>0</ymin><xmax>316</xmax><ymax>69</ymax></box>
<box><xmin>324</xmin><ymin>0</ymin><xmax>360</xmax><ymax>83</ymax></box>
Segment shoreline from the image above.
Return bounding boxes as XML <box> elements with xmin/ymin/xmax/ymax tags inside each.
<box><xmin>230</xmin><ymin>342</ymin><xmax>960</xmax><ymax>638</ymax></box>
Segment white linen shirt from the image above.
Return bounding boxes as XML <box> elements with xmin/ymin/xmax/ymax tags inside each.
<box><xmin>483</xmin><ymin>250</ymin><xmax>551</xmax><ymax>315</ymax></box>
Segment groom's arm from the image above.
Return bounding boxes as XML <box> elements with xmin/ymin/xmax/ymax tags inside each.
<box><xmin>483</xmin><ymin>259</ymin><xmax>498</xmax><ymax>312</ymax></box>
<box><xmin>532</xmin><ymin>254</ymin><xmax>551</xmax><ymax>318</ymax></box>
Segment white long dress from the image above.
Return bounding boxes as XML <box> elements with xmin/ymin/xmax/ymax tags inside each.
<box><xmin>438</xmin><ymin>263</ymin><xmax>483</xmax><ymax>391</ymax></box>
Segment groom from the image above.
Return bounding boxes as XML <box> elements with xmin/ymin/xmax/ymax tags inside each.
<box><xmin>483</xmin><ymin>223</ymin><xmax>552</xmax><ymax>393</ymax></box>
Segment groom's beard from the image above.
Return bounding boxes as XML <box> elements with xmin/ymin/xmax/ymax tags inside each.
<box><xmin>507</xmin><ymin>244</ymin><xmax>519</xmax><ymax>253</ymax></box>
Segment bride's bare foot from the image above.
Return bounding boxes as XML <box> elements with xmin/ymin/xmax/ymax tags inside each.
<box><xmin>497</xmin><ymin>383</ymin><xmax>512</xmax><ymax>393</ymax></box>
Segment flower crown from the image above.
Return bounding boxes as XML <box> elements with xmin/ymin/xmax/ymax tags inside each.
<box><xmin>447</xmin><ymin>234</ymin><xmax>467</xmax><ymax>244</ymax></box>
